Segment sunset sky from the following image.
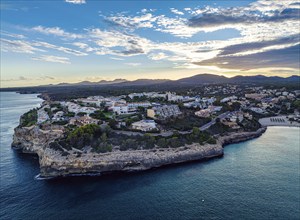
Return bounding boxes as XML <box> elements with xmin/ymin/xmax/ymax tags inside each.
<box><xmin>1</xmin><ymin>0</ymin><xmax>299</xmax><ymax>87</ymax></box>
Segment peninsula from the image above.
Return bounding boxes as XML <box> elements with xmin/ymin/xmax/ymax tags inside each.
<box><xmin>11</xmin><ymin>77</ymin><xmax>300</xmax><ymax>178</ymax></box>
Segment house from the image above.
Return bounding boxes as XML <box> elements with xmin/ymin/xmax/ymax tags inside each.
<box><xmin>37</xmin><ymin>108</ymin><xmax>50</xmax><ymax>124</ymax></box>
<box><xmin>221</xmin><ymin>96</ymin><xmax>237</xmax><ymax>103</ymax></box>
<box><xmin>127</xmin><ymin>102</ymin><xmax>152</xmax><ymax>109</ymax></box>
<box><xmin>147</xmin><ymin>105</ymin><xmax>181</xmax><ymax>119</ymax></box>
<box><xmin>195</xmin><ymin>109</ymin><xmax>210</xmax><ymax>118</ymax></box>
<box><xmin>221</xmin><ymin>119</ymin><xmax>241</xmax><ymax>129</ymax></box>
<box><xmin>52</xmin><ymin>111</ymin><xmax>65</xmax><ymax>121</ymax></box>
<box><xmin>250</xmin><ymin>107</ymin><xmax>265</xmax><ymax>114</ymax></box>
<box><xmin>167</xmin><ymin>92</ymin><xmax>183</xmax><ymax>102</ymax></box>
<box><xmin>110</xmin><ymin>104</ymin><xmax>129</xmax><ymax>115</ymax></box>
<box><xmin>69</xmin><ymin>115</ymin><xmax>99</xmax><ymax>126</ymax></box>
<box><xmin>128</xmin><ymin>93</ymin><xmax>145</xmax><ymax>99</ymax></box>
<box><xmin>131</xmin><ymin>120</ymin><xmax>157</xmax><ymax>131</ymax></box>
<box><xmin>245</xmin><ymin>93</ymin><xmax>267</xmax><ymax>101</ymax></box>
<box><xmin>195</xmin><ymin>105</ymin><xmax>222</xmax><ymax>118</ymax></box>
<box><xmin>208</xmin><ymin>105</ymin><xmax>222</xmax><ymax>112</ymax></box>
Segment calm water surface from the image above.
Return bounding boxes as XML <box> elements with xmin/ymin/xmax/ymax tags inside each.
<box><xmin>0</xmin><ymin>92</ymin><xmax>299</xmax><ymax>220</ymax></box>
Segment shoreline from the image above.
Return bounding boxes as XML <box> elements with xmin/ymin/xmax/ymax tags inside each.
<box><xmin>12</xmin><ymin>124</ymin><xmax>266</xmax><ymax>178</ymax></box>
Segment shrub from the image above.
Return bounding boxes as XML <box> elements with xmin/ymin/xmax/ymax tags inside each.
<box><xmin>20</xmin><ymin>109</ymin><xmax>38</xmax><ymax>127</ymax></box>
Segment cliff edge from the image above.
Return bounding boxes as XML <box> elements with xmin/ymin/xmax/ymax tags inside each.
<box><xmin>12</xmin><ymin>125</ymin><xmax>266</xmax><ymax>178</ymax></box>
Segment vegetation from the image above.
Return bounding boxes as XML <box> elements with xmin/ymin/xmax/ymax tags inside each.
<box><xmin>90</xmin><ymin>110</ymin><xmax>110</xmax><ymax>120</ymax></box>
<box><xmin>67</xmin><ymin>124</ymin><xmax>102</xmax><ymax>149</ymax></box>
<box><xmin>19</xmin><ymin>109</ymin><xmax>38</xmax><ymax>127</ymax></box>
<box><xmin>161</xmin><ymin>115</ymin><xmax>210</xmax><ymax>131</ymax></box>
<box><xmin>52</xmin><ymin>120</ymin><xmax>68</xmax><ymax>125</ymax></box>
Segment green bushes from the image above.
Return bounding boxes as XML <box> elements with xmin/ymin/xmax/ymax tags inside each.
<box><xmin>162</xmin><ymin>115</ymin><xmax>210</xmax><ymax>131</ymax></box>
<box><xmin>90</xmin><ymin>110</ymin><xmax>108</xmax><ymax>120</ymax></box>
<box><xmin>19</xmin><ymin>109</ymin><xmax>38</xmax><ymax>127</ymax></box>
<box><xmin>67</xmin><ymin>124</ymin><xmax>101</xmax><ymax>149</ymax></box>
<box><xmin>51</xmin><ymin>124</ymin><xmax>217</xmax><ymax>154</ymax></box>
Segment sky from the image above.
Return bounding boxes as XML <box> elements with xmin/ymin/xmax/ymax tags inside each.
<box><xmin>1</xmin><ymin>0</ymin><xmax>300</xmax><ymax>87</ymax></box>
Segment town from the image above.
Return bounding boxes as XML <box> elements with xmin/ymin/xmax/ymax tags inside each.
<box><xmin>18</xmin><ymin>83</ymin><xmax>300</xmax><ymax>155</ymax></box>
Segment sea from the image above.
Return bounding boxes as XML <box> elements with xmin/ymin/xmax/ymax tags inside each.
<box><xmin>0</xmin><ymin>92</ymin><xmax>299</xmax><ymax>220</ymax></box>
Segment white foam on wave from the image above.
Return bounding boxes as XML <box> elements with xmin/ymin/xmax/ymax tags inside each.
<box><xmin>34</xmin><ymin>174</ymin><xmax>55</xmax><ymax>180</ymax></box>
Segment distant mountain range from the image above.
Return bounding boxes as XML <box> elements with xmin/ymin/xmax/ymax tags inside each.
<box><xmin>176</xmin><ymin>74</ymin><xmax>300</xmax><ymax>84</ymax></box>
<box><xmin>45</xmin><ymin>73</ymin><xmax>299</xmax><ymax>87</ymax></box>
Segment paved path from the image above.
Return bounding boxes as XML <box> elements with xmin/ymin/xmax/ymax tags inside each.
<box><xmin>200</xmin><ymin>111</ymin><xmax>230</xmax><ymax>131</ymax></box>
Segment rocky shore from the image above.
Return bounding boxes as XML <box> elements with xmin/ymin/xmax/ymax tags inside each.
<box><xmin>12</xmin><ymin>126</ymin><xmax>266</xmax><ymax>178</ymax></box>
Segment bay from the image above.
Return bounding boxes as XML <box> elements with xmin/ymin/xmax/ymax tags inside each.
<box><xmin>0</xmin><ymin>92</ymin><xmax>299</xmax><ymax>220</ymax></box>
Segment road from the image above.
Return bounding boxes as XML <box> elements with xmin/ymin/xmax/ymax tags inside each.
<box><xmin>200</xmin><ymin>111</ymin><xmax>230</xmax><ymax>131</ymax></box>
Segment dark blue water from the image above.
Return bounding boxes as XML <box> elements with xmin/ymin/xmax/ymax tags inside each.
<box><xmin>1</xmin><ymin>92</ymin><xmax>299</xmax><ymax>220</ymax></box>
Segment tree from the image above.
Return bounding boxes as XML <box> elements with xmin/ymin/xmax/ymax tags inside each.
<box><xmin>77</xmin><ymin>112</ymin><xmax>87</xmax><ymax>116</ymax></box>
<box><xmin>108</xmin><ymin>119</ymin><xmax>118</xmax><ymax>129</ymax></box>
<box><xmin>169</xmin><ymin>137</ymin><xmax>181</xmax><ymax>148</ymax></box>
<box><xmin>192</xmin><ymin>127</ymin><xmax>200</xmax><ymax>136</ymax></box>
<box><xmin>100</xmin><ymin>101</ymin><xmax>106</xmax><ymax>109</ymax></box>
<box><xmin>100</xmin><ymin>133</ymin><xmax>107</xmax><ymax>142</ymax></box>
<box><xmin>157</xmin><ymin>138</ymin><xmax>168</xmax><ymax>148</ymax></box>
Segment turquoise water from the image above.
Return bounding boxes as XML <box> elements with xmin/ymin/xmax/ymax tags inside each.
<box><xmin>0</xmin><ymin>92</ymin><xmax>299</xmax><ymax>220</ymax></box>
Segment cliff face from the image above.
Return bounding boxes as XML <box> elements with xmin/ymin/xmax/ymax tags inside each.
<box><xmin>12</xmin><ymin>125</ymin><xmax>266</xmax><ymax>178</ymax></box>
<box><xmin>12</xmin><ymin>126</ymin><xmax>64</xmax><ymax>154</ymax></box>
<box><xmin>39</xmin><ymin>143</ymin><xmax>223</xmax><ymax>177</ymax></box>
<box><xmin>220</xmin><ymin>127</ymin><xmax>267</xmax><ymax>146</ymax></box>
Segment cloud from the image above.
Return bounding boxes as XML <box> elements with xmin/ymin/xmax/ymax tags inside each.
<box><xmin>65</xmin><ymin>0</ymin><xmax>86</xmax><ymax>4</ymax></box>
<box><xmin>1</xmin><ymin>75</ymin><xmax>56</xmax><ymax>82</ymax></box>
<box><xmin>188</xmin><ymin>8</ymin><xmax>300</xmax><ymax>28</ymax></box>
<box><xmin>105</xmin><ymin>12</ymin><xmax>200</xmax><ymax>38</ymax></box>
<box><xmin>33</xmin><ymin>41</ymin><xmax>88</xmax><ymax>56</ymax></box>
<box><xmin>187</xmin><ymin>1</ymin><xmax>300</xmax><ymax>31</ymax></box>
<box><xmin>88</xmin><ymin>28</ymin><xmax>149</xmax><ymax>56</ymax></box>
<box><xmin>1</xmin><ymin>76</ymin><xmax>31</xmax><ymax>81</ymax></box>
<box><xmin>0</xmin><ymin>31</ymin><xmax>26</xmax><ymax>39</ymax></box>
<box><xmin>40</xmin><ymin>75</ymin><xmax>56</xmax><ymax>80</ymax></box>
<box><xmin>148</xmin><ymin>52</ymin><xmax>168</xmax><ymax>60</ymax></box>
<box><xmin>32</xmin><ymin>26</ymin><xmax>83</xmax><ymax>39</ymax></box>
<box><xmin>3</xmin><ymin>1</ymin><xmax>300</xmax><ymax>73</ymax></box>
<box><xmin>124</xmin><ymin>63</ymin><xmax>141</xmax><ymax>66</ymax></box>
<box><xmin>105</xmin><ymin>12</ymin><xmax>156</xmax><ymax>29</ymax></box>
<box><xmin>170</xmin><ymin>8</ymin><xmax>184</xmax><ymax>15</ymax></box>
<box><xmin>195</xmin><ymin>44</ymin><xmax>300</xmax><ymax>70</ymax></box>
<box><xmin>110</xmin><ymin>57</ymin><xmax>124</xmax><ymax>61</ymax></box>
<box><xmin>218</xmin><ymin>34</ymin><xmax>300</xmax><ymax>57</ymax></box>
<box><xmin>32</xmin><ymin>55</ymin><xmax>70</xmax><ymax>64</ymax></box>
<box><xmin>1</xmin><ymin>38</ymin><xmax>45</xmax><ymax>54</ymax></box>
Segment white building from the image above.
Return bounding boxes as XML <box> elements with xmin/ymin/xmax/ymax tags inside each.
<box><xmin>167</xmin><ymin>92</ymin><xmax>183</xmax><ymax>102</ymax></box>
<box><xmin>37</xmin><ymin>108</ymin><xmax>49</xmax><ymax>124</ymax></box>
<box><xmin>52</xmin><ymin>111</ymin><xmax>64</xmax><ymax>121</ymax></box>
<box><xmin>250</xmin><ymin>107</ymin><xmax>265</xmax><ymax>114</ymax></box>
<box><xmin>111</xmin><ymin>104</ymin><xmax>129</xmax><ymax>115</ymax></box>
<box><xmin>132</xmin><ymin>120</ymin><xmax>157</xmax><ymax>131</ymax></box>
<box><xmin>61</xmin><ymin>102</ymin><xmax>96</xmax><ymax>114</ymax></box>
<box><xmin>147</xmin><ymin>105</ymin><xmax>181</xmax><ymax>119</ymax></box>
<box><xmin>195</xmin><ymin>109</ymin><xmax>211</xmax><ymax>118</ymax></box>
<box><xmin>195</xmin><ymin>105</ymin><xmax>222</xmax><ymax>118</ymax></box>
<box><xmin>128</xmin><ymin>93</ymin><xmax>144</xmax><ymax>99</ymax></box>
<box><xmin>127</xmin><ymin>102</ymin><xmax>152</xmax><ymax>109</ymax></box>
<box><xmin>221</xmin><ymin>96</ymin><xmax>237</xmax><ymax>103</ymax></box>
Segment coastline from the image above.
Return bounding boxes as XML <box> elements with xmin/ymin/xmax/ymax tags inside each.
<box><xmin>11</xmin><ymin>124</ymin><xmax>267</xmax><ymax>178</ymax></box>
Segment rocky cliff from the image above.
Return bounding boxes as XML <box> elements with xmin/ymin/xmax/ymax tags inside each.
<box><xmin>12</xmin><ymin>125</ymin><xmax>64</xmax><ymax>154</ymax></box>
<box><xmin>219</xmin><ymin>127</ymin><xmax>267</xmax><ymax>146</ymax></box>
<box><xmin>12</xmin><ymin>126</ymin><xmax>266</xmax><ymax>178</ymax></box>
<box><xmin>39</xmin><ymin>143</ymin><xmax>223</xmax><ymax>177</ymax></box>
